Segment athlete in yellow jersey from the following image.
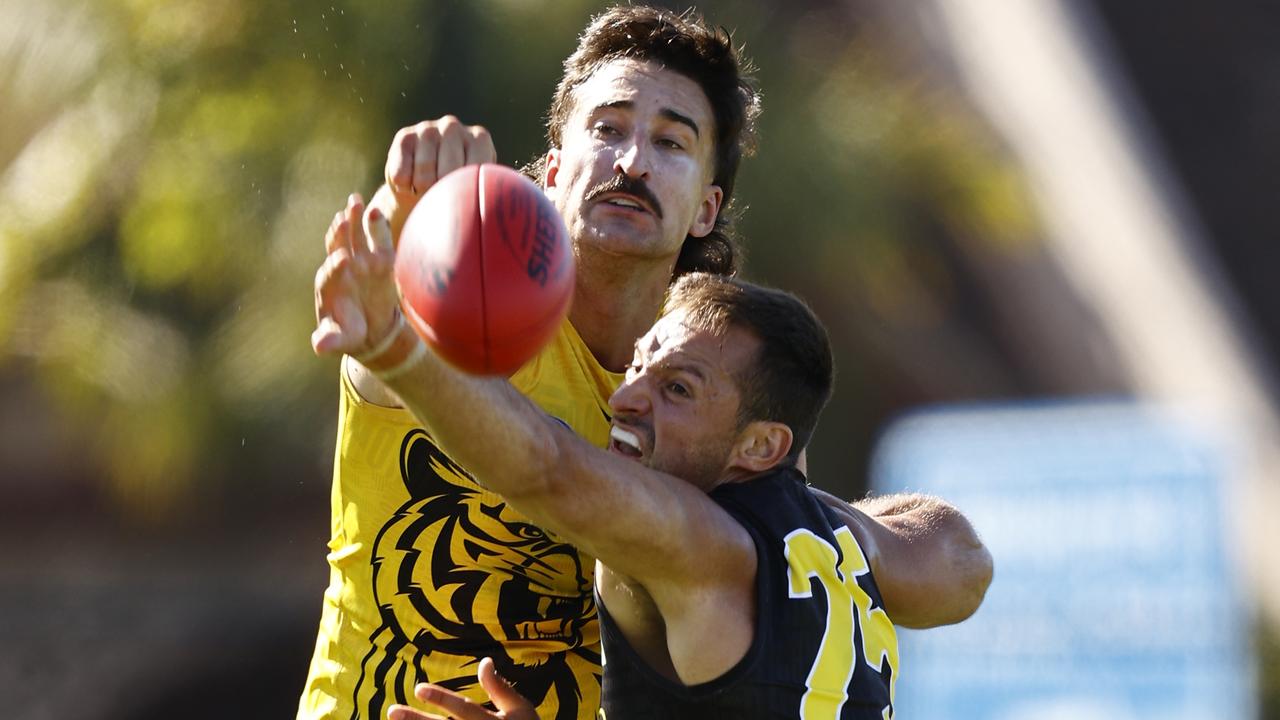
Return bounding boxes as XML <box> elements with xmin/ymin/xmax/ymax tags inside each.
<box><xmin>302</xmin><ymin>7</ymin><xmax>992</xmax><ymax>719</ymax></box>
<box><xmin>298</xmin><ymin>320</ymin><xmax>620</xmax><ymax>720</ymax></box>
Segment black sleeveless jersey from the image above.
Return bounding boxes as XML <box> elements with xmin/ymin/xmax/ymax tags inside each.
<box><xmin>598</xmin><ymin>467</ymin><xmax>899</xmax><ymax>719</ymax></box>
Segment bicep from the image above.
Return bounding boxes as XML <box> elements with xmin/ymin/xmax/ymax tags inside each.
<box><xmin>839</xmin><ymin>507</ymin><xmax>941</xmax><ymax>626</ymax></box>
<box><xmin>807</xmin><ymin>486</ymin><xmax>954</xmax><ymax>626</ymax></box>
<box><xmin>840</xmin><ymin>492</ymin><xmax>993</xmax><ymax>628</ymax></box>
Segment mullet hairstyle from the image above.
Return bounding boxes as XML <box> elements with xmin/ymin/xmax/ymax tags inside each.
<box><xmin>528</xmin><ymin>4</ymin><xmax>761</xmax><ymax>278</ymax></box>
<box><xmin>666</xmin><ymin>273</ymin><xmax>834</xmax><ymax>462</ymax></box>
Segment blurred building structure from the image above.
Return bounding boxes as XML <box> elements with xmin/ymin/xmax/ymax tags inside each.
<box><xmin>882</xmin><ymin>0</ymin><xmax>1280</xmax><ymax>623</ymax></box>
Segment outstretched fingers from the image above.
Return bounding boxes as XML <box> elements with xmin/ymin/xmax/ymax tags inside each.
<box><xmin>408</xmin><ymin>683</ymin><xmax>502</xmax><ymax>720</ymax></box>
<box><xmin>313</xmin><ymin>191</ymin><xmax>403</xmax><ymax>357</ymax></box>
<box><xmin>311</xmin><ymin>250</ymin><xmax>368</xmax><ymax>355</ymax></box>
<box><xmin>325</xmin><ymin>193</ymin><xmax>364</xmax><ymax>254</ymax></box>
<box><xmin>362</xmin><ymin>204</ymin><xmax>396</xmax><ymax>260</ymax></box>
<box><xmin>477</xmin><ymin>658</ymin><xmax>537</xmax><ymax>718</ymax></box>
<box><xmin>357</xmin><ymin>204</ymin><xmax>400</xmax><ymax>343</ymax></box>
<box><xmin>383</xmin><ymin>659</ymin><xmax>538</xmax><ymax>720</ymax></box>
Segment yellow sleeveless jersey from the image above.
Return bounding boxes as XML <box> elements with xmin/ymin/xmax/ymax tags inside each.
<box><xmin>298</xmin><ymin>319</ymin><xmax>623</xmax><ymax>720</ymax></box>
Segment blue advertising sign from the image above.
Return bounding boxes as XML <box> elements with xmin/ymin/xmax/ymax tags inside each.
<box><xmin>871</xmin><ymin>401</ymin><xmax>1254</xmax><ymax>719</ymax></box>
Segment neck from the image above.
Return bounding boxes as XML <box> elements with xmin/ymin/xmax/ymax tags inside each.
<box><xmin>569</xmin><ymin>245</ymin><xmax>676</xmax><ymax>372</ymax></box>
<box><xmin>715</xmin><ymin>460</ymin><xmax>794</xmax><ymax>490</ymax></box>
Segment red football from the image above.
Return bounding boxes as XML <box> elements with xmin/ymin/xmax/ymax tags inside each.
<box><xmin>394</xmin><ymin>164</ymin><xmax>574</xmax><ymax>376</ymax></box>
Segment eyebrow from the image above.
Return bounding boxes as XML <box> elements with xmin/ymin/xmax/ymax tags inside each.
<box><xmin>632</xmin><ymin>342</ymin><xmax>709</xmax><ymax>383</ymax></box>
<box><xmin>595</xmin><ymin>100</ymin><xmax>701</xmax><ymax>138</ymax></box>
<box><xmin>667</xmin><ymin>362</ymin><xmax>708</xmax><ymax>384</ymax></box>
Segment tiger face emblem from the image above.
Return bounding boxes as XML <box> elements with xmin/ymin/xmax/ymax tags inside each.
<box><xmin>352</xmin><ymin>429</ymin><xmax>599</xmax><ymax>720</ymax></box>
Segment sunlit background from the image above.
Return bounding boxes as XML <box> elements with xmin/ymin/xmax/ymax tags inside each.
<box><xmin>3</xmin><ymin>0</ymin><xmax>1277</xmax><ymax>717</ymax></box>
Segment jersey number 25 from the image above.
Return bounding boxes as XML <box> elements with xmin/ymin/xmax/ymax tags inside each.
<box><xmin>784</xmin><ymin>526</ymin><xmax>899</xmax><ymax>719</ymax></box>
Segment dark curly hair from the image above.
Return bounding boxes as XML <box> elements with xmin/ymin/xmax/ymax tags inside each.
<box><xmin>525</xmin><ymin>5</ymin><xmax>761</xmax><ymax>277</ymax></box>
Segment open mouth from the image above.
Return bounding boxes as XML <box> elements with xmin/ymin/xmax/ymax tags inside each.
<box><xmin>598</xmin><ymin>194</ymin><xmax>652</xmax><ymax>215</ymax></box>
<box><xmin>609</xmin><ymin>425</ymin><xmax>644</xmax><ymax>459</ymax></box>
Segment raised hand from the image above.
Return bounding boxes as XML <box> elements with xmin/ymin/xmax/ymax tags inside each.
<box><xmin>311</xmin><ymin>193</ymin><xmax>400</xmax><ymax>359</ymax></box>
<box><xmin>378</xmin><ymin>116</ymin><xmax>496</xmax><ymax>241</ymax></box>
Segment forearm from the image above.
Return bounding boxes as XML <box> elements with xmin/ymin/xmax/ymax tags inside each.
<box><xmin>377</xmin><ymin>319</ymin><xmax>561</xmax><ymax>498</ymax></box>
<box><xmin>372</xmin><ymin>321</ymin><xmax>715</xmax><ymax>580</ymax></box>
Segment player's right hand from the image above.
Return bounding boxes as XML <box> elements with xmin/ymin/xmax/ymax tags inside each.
<box><xmin>380</xmin><ymin>116</ymin><xmax>495</xmax><ymax>239</ymax></box>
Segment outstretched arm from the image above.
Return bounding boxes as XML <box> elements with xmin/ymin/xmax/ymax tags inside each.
<box><xmin>810</xmin><ymin>486</ymin><xmax>993</xmax><ymax>628</ymax></box>
<box><xmin>311</xmin><ymin>196</ymin><xmax>755</xmax><ymax>604</ymax></box>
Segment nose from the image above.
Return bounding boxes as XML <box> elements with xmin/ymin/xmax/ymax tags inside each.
<box><xmin>612</xmin><ymin>134</ymin><xmax>651</xmax><ymax>180</ymax></box>
<box><xmin>608</xmin><ymin>375</ymin><xmax>651</xmax><ymax>418</ymax></box>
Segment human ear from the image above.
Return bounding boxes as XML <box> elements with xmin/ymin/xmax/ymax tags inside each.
<box><xmin>687</xmin><ymin>184</ymin><xmax>723</xmax><ymax>238</ymax></box>
<box><xmin>729</xmin><ymin>420</ymin><xmax>793</xmax><ymax>473</ymax></box>
<box><xmin>543</xmin><ymin>148</ymin><xmax>561</xmax><ymax>191</ymax></box>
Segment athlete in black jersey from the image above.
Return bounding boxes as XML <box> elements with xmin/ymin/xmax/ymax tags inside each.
<box><xmin>315</xmin><ymin>241</ymin><xmax>988</xmax><ymax>717</ymax></box>
<box><xmin>598</xmin><ymin>466</ymin><xmax>897</xmax><ymax>718</ymax></box>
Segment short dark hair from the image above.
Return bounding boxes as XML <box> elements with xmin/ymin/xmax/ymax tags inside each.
<box><xmin>666</xmin><ymin>274</ymin><xmax>834</xmax><ymax>461</ymax></box>
<box><xmin>527</xmin><ymin>5</ymin><xmax>761</xmax><ymax>277</ymax></box>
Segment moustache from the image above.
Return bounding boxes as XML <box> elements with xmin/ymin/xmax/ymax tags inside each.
<box><xmin>585</xmin><ymin>174</ymin><xmax>664</xmax><ymax>219</ymax></box>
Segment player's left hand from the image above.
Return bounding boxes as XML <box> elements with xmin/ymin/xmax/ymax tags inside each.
<box><xmin>311</xmin><ymin>193</ymin><xmax>400</xmax><ymax>358</ymax></box>
<box><xmin>386</xmin><ymin>658</ymin><xmax>539</xmax><ymax>720</ymax></box>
